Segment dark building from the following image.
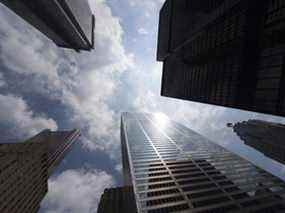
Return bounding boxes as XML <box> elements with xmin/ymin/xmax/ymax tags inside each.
<box><xmin>0</xmin><ymin>129</ymin><xmax>80</xmax><ymax>213</ymax></box>
<box><xmin>97</xmin><ymin>186</ymin><xmax>137</xmax><ymax>213</ymax></box>
<box><xmin>106</xmin><ymin>112</ymin><xmax>285</xmax><ymax>212</ymax></box>
<box><xmin>0</xmin><ymin>0</ymin><xmax>95</xmax><ymax>51</ymax></box>
<box><xmin>157</xmin><ymin>0</ymin><xmax>285</xmax><ymax>117</ymax></box>
<box><xmin>232</xmin><ymin>119</ymin><xmax>285</xmax><ymax>165</ymax></box>
<box><xmin>26</xmin><ymin>129</ymin><xmax>81</xmax><ymax>176</ymax></box>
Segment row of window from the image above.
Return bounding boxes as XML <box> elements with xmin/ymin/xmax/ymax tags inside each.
<box><xmin>268</xmin><ymin>0</ymin><xmax>285</xmax><ymax>13</ymax></box>
<box><xmin>184</xmin><ymin>10</ymin><xmax>245</xmax><ymax>58</ymax></box>
<box><xmin>254</xmin><ymin>49</ymin><xmax>285</xmax><ymax>113</ymax></box>
<box><xmin>164</xmin><ymin>55</ymin><xmax>240</xmax><ymax>106</ymax></box>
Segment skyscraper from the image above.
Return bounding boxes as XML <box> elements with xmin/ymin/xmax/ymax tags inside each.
<box><xmin>0</xmin><ymin>0</ymin><xmax>95</xmax><ymax>51</ymax></box>
<box><xmin>157</xmin><ymin>0</ymin><xmax>285</xmax><ymax>117</ymax></box>
<box><xmin>108</xmin><ymin>112</ymin><xmax>285</xmax><ymax>212</ymax></box>
<box><xmin>27</xmin><ymin>129</ymin><xmax>81</xmax><ymax>176</ymax></box>
<box><xmin>97</xmin><ymin>186</ymin><xmax>137</xmax><ymax>213</ymax></box>
<box><xmin>0</xmin><ymin>129</ymin><xmax>80</xmax><ymax>213</ymax></box>
<box><xmin>232</xmin><ymin>119</ymin><xmax>285</xmax><ymax>165</ymax></box>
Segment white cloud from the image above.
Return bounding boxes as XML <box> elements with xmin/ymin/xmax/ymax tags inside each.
<box><xmin>42</xmin><ymin>169</ymin><xmax>114</xmax><ymax>213</ymax></box>
<box><xmin>0</xmin><ymin>94</ymin><xmax>57</xmax><ymax>138</ymax></box>
<box><xmin>138</xmin><ymin>27</ymin><xmax>149</xmax><ymax>35</ymax></box>
<box><xmin>128</xmin><ymin>0</ymin><xmax>164</xmax><ymax>12</ymax></box>
<box><xmin>0</xmin><ymin>7</ymin><xmax>59</xmax><ymax>78</ymax></box>
<box><xmin>0</xmin><ymin>0</ymin><xmax>133</xmax><ymax>153</ymax></box>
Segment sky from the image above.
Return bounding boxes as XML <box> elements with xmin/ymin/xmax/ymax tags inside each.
<box><xmin>0</xmin><ymin>0</ymin><xmax>285</xmax><ymax>212</ymax></box>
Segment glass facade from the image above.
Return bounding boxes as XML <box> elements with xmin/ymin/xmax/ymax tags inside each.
<box><xmin>121</xmin><ymin>112</ymin><xmax>285</xmax><ymax>212</ymax></box>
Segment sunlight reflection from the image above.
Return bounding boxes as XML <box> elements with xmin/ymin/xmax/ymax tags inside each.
<box><xmin>154</xmin><ymin>112</ymin><xmax>169</xmax><ymax>129</ymax></box>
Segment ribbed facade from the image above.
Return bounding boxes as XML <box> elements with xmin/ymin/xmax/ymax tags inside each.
<box><xmin>27</xmin><ymin>129</ymin><xmax>81</xmax><ymax>176</ymax></box>
<box><xmin>157</xmin><ymin>0</ymin><xmax>285</xmax><ymax>117</ymax></box>
<box><xmin>121</xmin><ymin>113</ymin><xmax>285</xmax><ymax>213</ymax></box>
<box><xmin>0</xmin><ymin>143</ymin><xmax>47</xmax><ymax>213</ymax></box>
<box><xmin>0</xmin><ymin>129</ymin><xmax>80</xmax><ymax>212</ymax></box>
<box><xmin>97</xmin><ymin>186</ymin><xmax>137</xmax><ymax>213</ymax></box>
<box><xmin>233</xmin><ymin>120</ymin><xmax>285</xmax><ymax>165</ymax></box>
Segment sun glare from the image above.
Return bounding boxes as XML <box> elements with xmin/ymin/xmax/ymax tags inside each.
<box><xmin>154</xmin><ymin>112</ymin><xmax>169</xmax><ymax>129</ymax></box>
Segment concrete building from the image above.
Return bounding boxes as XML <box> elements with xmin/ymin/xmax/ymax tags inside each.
<box><xmin>157</xmin><ymin>0</ymin><xmax>285</xmax><ymax>117</ymax></box>
<box><xmin>0</xmin><ymin>129</ymin><xmax>80</xmax><ymax>213</ymax></box>
<box><xmin>101</xmin><ymin>112</ymin><xmax>285</xmax><ymax>212</ymax></box>
<box><xmin>0</xmin><ymin>0</ymin><xmax>95</xmax><ymax>51</ymax></box>
<box><xmin>232</xmin><ymin>119</ymin><xmax>285</xmax><ymax>165</ymax></box>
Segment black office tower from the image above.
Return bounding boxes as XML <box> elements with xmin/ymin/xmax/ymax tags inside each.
<box><xmin>157</xmin><ymin>0</ymin><xmax>285</xmax><ymax>117</ymax></box>
<box><xmin>27</xmin><ymin>129</ymin><xmax>81</xmax><ymax>176</ymax></box>
<box><xmin>99</xmin><ymin>112</ymin><xmax>285</xmax><ymax>212</ymax></box>
<box><xmin>232</xmin><ymin>119</ymin><xmax>285</xmax><ymax>165</ymax></box>
<box><xmin>0</xmin><ymin>129</ymin><xmax>80</xmax><ymax>213</ymax></box>
<box><xmin>97</xmin><ymin>186</ymin><xmax>137</xmax><ymax>213</ymax></box>
<box><xmin>0</xmin><ymin>0</ymin><xmax>95</xmax><ymax>51</ymax></box>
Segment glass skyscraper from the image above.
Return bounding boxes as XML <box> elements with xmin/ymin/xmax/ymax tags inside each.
<box><xmin>119</xmin><ymin>112</ymin><xmax>285</xmax><ymax>212</ymax></box>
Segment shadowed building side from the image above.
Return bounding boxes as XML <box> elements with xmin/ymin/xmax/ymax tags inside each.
<box><xmin>26</xmin><ymin>129</ymin><xmax>81</xmax><ymax>176</ymax></box>
<box><xmin>0</xmin><ymin>129</ymin><xmax>80</xmax><ymax>213</ymax></box>
<box><xmin>97</xmin><ymin>186</ymin><xmax>137</xmax><ymax>213</ymax></box>
<box><xmin>0</xmin><ymin>0</ymin><xmax>95</xmax><ymax>51</ymax></box>
<box><xmin>157</xmin><ymin>0</ymin><xmax>285</xmax><ymax>117</ymax></box>
<box><xmin>0</xmin><ymin>143</ymin><xmax>47</xmax><ymax>213</ymax></box>
<box><xmin>121</xmin><ymin>119</ymin><xmax>132</xmax><ymax>186</ymax></box>
<box><xmin>231</xmin><ymin>120</ymin><xmax>285</xmax><ymax>165</ymax></box>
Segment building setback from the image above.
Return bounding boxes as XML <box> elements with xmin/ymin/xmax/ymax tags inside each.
<box><xmin>232</xmin><ymin>119</ymin><xmax>285</xmax><ymax>165</ymax></box>
<box><xmin>100</xmin><ymin>112</ymin><xmax>285</xmax><ymax>213</ymax></box>
<box><xmin>0</xmin><ymin>0</ymin><xmax>95</xmax><ymax>51</ymax></box>
<box><xmin>0</xmin><ymin>129</ymin><xmax>80</xmax><ymax>213</ymax></box>
<box><xmin>157</xmin><ymin>0</ymin><xmax>285</xmax><ymax>117</ymax></box>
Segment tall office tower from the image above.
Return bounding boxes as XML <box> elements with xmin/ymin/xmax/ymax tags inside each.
<box><xmin>232</xmin><ymin>119</ymin><xmax>285</xmax><ymax>165</ymax></box>
<box><xmin>157</xmin><ymin>0</ymin><xmax>285</xmax><ymax>117</ymax></box>
<box><xmin>119</xmin><ymin>112</ymin><xmax>285</xmax><ymax>212</ymax></box>
<box><xmin>27</xmin><ymin>129</ymin><xmax>81</xmax><ymax>176</ymax></box>
<box><xmin>0</xmin><ymin>0</ymin><xmax>95</xmax><ymax>51</ymax></box>
<box><xmin>0</xmin><ymin>129</ymin><xmax>80</xmax><ymax>213</ymax></box>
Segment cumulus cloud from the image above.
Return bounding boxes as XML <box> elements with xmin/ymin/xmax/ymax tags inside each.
<box><xmin>0</xmin><ymin>94</ymin><xmax>57</xmax><ymax>139</ymax></box>
<box><xmin>0</xmin><ymin>0</ymin><xmax>133</xmax><ymax>153</ymax></box>
<box><xmin>128</xmin><ymin>0</ymin><xmax>164</xmax><ymax>15</ymax></box>
<box><xmin>42</xmin><ymin>169</ymin><xmax>114</xmax><ymax>213</ymax></box>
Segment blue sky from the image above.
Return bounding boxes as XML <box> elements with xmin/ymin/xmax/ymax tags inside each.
<box><xmin>0</xmin><ymin>0</ymin><xmax>285</xmax><ymax>212</ymax></box>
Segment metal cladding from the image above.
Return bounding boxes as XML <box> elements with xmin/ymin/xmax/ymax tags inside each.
<box><xmin>0</xmin><ymin>129</ymin><xmax>80</xmax><ymax>212</ymax></box>
<box><xmin>0</xmin><ymin>0</ymin><xmax>95</xmax><ymax>51</ymax></box>
<box><xmin>120</xmin><ymin>112</ymin><xmax>285</xmax><ymax>212</ymax></box>
<box><xmin>233</xmin><ymin>119</ymin><xmax>285</xmax><ymax>165</ymax></box>
<box><xmin>157</xmin><ymin>0</ymin><xmax>285</xmax><ymax>117</ymax></box>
